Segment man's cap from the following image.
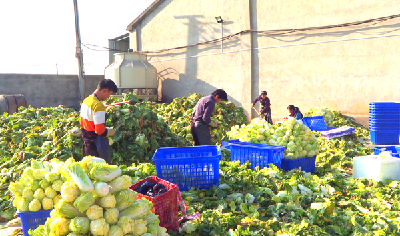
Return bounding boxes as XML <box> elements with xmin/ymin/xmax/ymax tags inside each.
<box><xmin>261</xmin><ymin>91</ymin><xmax>267</xmax><ymax>95</ymax></box>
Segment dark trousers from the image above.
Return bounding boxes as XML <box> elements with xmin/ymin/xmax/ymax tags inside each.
<box><xmin>191</xmin><ymin>121</ymin><xmax>212</xmax><ymax>146</ymax></box>
<box><xmin>191</xmin><ymin>121</ymin><xmax>200</xmax><ymax>146</ymax></box>
<box><xmin>262</xmin><ymin>108</ymin><xmax>272</xmax><ymax>124</ymax></box>
<box><xmin>82</xmin><ymin>139</ymin><xmax>111</xmax><ymax>164</ymax></box>
<box><xmin>82</xmin><ymin>141</ymin><xmax>99</xmax><ymax>157</ymax></box>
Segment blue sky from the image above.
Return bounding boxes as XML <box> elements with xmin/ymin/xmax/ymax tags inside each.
<box><xmin>0</xmin><ymin>0</ymin><xmax>153</xmax><ymax>75</ymax></box>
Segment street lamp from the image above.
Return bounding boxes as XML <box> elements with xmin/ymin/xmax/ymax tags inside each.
<box><xmin>215</xmin><ymin>16</ymin><xmax>224</xmax><ymax>23</ymax></box>
<box><xmin>215</xmin><ymin>16</ymin><xmax>224</xmax><ymax>52</ymax></box>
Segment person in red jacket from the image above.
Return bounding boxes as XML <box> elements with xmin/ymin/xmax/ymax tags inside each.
<box><xmin>251</xmin><ymin>91</ymin><xmax>272</xmax><ymax>124</ymax></box>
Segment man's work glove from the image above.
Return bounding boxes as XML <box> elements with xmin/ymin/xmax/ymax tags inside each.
<box><xmin>209</xmin><ymin>121</ymin><xmax>218</xmax><ymax>128</ymax></box>
<box><xmin>106</xmin><ymin>127</ymin><xmax>116</xmax><ymax>137</ymax></box>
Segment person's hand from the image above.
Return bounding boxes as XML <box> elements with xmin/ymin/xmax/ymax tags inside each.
<box><xmin>106</xmin><ymin>127</ymin><xmax>116</xmax><ymax>137</ymax></box>
<box><xmin>251</xmin><ymin>104</ymin><xmax>254</xmax><ymax>108</ymax></box>
<box><xmin>209</xmin><ymin>121</ymin><xmax>218</xmax><ymax>128</ymax></box>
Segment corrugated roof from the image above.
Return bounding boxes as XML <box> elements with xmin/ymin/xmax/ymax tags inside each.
<box><xmin>110</xmin><ymin>33</ymin><xmax>129</xmax><ymax>41</ymax></box>
<box><xmin>126</xmin><ymin>0</ymin><xmax>165</xmax><ymax>31</ymax></box>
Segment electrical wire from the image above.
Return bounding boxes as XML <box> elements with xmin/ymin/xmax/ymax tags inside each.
<box><xmin>82</xmin><ymin>44</ymin><xmax>107</xmax><ymax>51</ymax></box>
<box><xmin>82</xmin><ymin>43</ymin><xmax>127</xmax><ymax>52</ymax></box>
<box><xmin>148</xmin><ymin>33</ymin><xmax>400</xmax><ymax>63</ymax></box>
<box><xmin>82</xmin><ymin>13</ymin><xmax>400</xmax><ymax>54</ymax></box>
<box><xmin>84</xmin><ymin>43</ymin><xmax>127</xmax><ymax>51</ymax></box>
<box><xmin>137</xmin><ymin>13</ymin><xmax>400</xmax><ymax>54</ymax></box>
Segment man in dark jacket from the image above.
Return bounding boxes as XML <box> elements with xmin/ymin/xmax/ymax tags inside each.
<box><xmin>191</xmin><ymin>89</ymin><xmax>228</xmax><ymax>145</ymax></box>
<box><xmin>252</xmin><ymin>91</ymin><xmax>272</xmax><ymax>124</ymax></box>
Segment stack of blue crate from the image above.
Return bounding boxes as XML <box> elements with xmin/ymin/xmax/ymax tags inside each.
<box><xmin>369</xmin><ymin>102</ymin><xmax>400</xmax><ymax>145</ymax></box>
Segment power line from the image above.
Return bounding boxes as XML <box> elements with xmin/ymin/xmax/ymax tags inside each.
<box><xmin>149</xmin><ymin>33</ymin><xmax>400</xmax><ymax>63</ymax></box>
<box><xmin>137</xmin><ymin>13</ymin><xmax>400</xmax><ymax>54</ymax></box>
<box><xmin>82</xmin><ymin>44</ymin><xmax>108</xmax><ymax>51</ymax></box>
<box><xmin>82</xmin><ymin>43</ymin><xmax>127</xmax><ymax>52</ymax></box>
<box><xmin>82</xmin><ymin>13</ymin><xmax>400</xmax><ymax>54</ymax></box>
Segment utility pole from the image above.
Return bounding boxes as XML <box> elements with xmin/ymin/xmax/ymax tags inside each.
<box><xmin>73</xmin><ymin>0</ymin><xmax>85</xmax><ymax>102</ymax></box>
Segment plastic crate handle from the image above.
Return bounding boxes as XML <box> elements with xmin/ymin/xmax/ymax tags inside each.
<box><xmin>177</xmin><ymin>191</ymin><xmax>200</xmax><ymax>222</ymax></box>
<box><xmin>217</xmin><ymin>145</ymin><xmax>222</xmax><ymax>156</ymax></box>
<box><xmin>152</xmin><ymin>149</ymin><xmax>159</xmax><ymax>161</ymax></box>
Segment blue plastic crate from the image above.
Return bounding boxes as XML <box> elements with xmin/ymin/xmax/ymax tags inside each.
<box><xmin>369</xmin><ymin>108</ymin><xmax>400</xmax><ymax>114</ymax></box>
<box><xmin>321</xmin><ymin>126</ymin><xmax>355</xmax><ymax>138</ymax></box>
<box><xmin>229</xmin><ymin>142</ymin><xmax>285</xmax><ymax>169</ymax></box>
<box><xmin>369</xmin><ymin>126</ymin><xmax>400</xmax><ymax>130</ymax></box>
<box><xmin>373</xmin><ymin>146</ymin><xmax>400</xmax><ymax>157</ymax></box>
<box><xmin>281</xmin><ymin>156</ymin><xmax>316</xmax><ymax>173</ymax></box>
<box><xmin>370</xmin><ymin>130</ymin><xmax>400</xmax><ymax>145</ymax></box>
<box><xmin>221</xmin><ymin>139</ymin><xmax>240</xmax><ymax>150</ymax></box>
<box><xmin>302</xmin><ymin>116</ymin><xmax>329</xmax><ymax>131</ymax></box>
<box><xmin>222</xmin><ymin>139</ymin><xmax>267</xmax><ymax>150</ymax></box>
<box><xmin>17</xmin><ymin>210</ymin><xmax>52</xmax><ymax>236</ymax></box>
<box><xmin>369</xmin><ymin>120</ymin><xmax>400</xmax><ymax>129</ymax></box>
<box><xmin>370</xmin><ymin>113</ymin><xmax>400</xmax><ymax>119</ymax></box>
<box><xmin>369</xmin><ymin>116</ymin><xmax>400</xmax><ymax>121</ymax></box>
<box><xmin>369</xmin><ymin>102</ymin><xmax>400</xmax><ymax>107</ymax></box>
<box><xmin>368</xmin><ymin>117</ymin><xmax>400</xmax><ymax>121</ymax></box>
<box><xmin>369</xmin><ymin>128</ymin><xmax>400</xmax><ymax>132</ymax></box>
<box><xmin>370</xmin><ymin>126</ymin><xmax>400</xmax><ymax>131</ymax></box>
<box><xmin>152</xmin><ymin>145</ymin><xmax>221</xmax><ymax>191</ymax></box>
<box><xmin>369</xmin><ymin>109</ymin><xmax>400</xmax><ymax>111</ymax></box>
<box><xmin>369</xmin><ymin>110</ymin><xmax>400</xmax><ymax>113</ymax></box>
<box><xmin>369</xmin><ymin>128</ymin><xmax>400</xmax><ymax>134</ymax></box>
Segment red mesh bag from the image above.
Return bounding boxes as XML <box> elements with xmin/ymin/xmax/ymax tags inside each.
<box><xmin>130</xmin><ymin>176</ymin><xmax>179</xmax><ymax>231</ymax></box>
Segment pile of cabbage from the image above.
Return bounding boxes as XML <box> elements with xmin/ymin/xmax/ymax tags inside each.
<box><xmin>227</xmin><ymin>118</ymin><xmax>319</xmax><ymax>159</ymax></box>
<box><xmin>0</xmin><ymin>95</ymin><xmax>189</xmax><ymax>217</ymax></box>
<box><xmin>29</xmin><ymin>156</ymin><xmax>169</xmax><ymax>236</ymax></box>
<box><xmin>9</xmin><ymin>159</ymin><xmax>65</xmax><ymax>212</ymax></box>
<box><xmin>149</xmin><ymin>93</ymin><xmax>247</xmax><ymax>145</ymax></box>
<box><xmin>106</xmin><ymin>93</ymin><xmax>190</xmax><ymax>164</ymax></box>
<box><xmin>304</xmin><ymin>107</ymin><xmax>335</xmax><ymax>126</ymax></box>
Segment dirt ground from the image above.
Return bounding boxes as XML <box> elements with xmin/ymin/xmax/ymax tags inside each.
<box><xmin>0</xmin><ymin>222</ymin><xmax>22</xmax><ymax>236</ymax></box>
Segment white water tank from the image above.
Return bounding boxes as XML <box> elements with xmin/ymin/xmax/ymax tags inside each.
<box><xmin>104</xmin><ymin>52</ymin><xmax>158</xmax><ymax>101</ymax></box>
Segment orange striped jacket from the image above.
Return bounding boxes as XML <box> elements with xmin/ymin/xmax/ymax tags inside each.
<box><xmin>80</xmin><ymin>95</ymin><xmax>107</xmax><ymax>141</ymax></box>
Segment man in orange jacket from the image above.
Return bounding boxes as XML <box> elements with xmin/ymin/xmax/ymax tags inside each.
<box><xmin>80</xmin><ymin>79</ymin><xmax>117</xmax><ymax>163</ymax></box>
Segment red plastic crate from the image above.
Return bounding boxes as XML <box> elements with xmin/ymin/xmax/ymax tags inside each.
<box><xmin>130</xmin><ymin>176</ymin><xmax>179</xmax><ymax>231</ymax></box>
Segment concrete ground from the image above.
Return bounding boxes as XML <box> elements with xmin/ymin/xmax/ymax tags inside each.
<box><xmin>0</xmin><ymin>222</ymin><xmax>22</xmax><ymax>236</ymax></box>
